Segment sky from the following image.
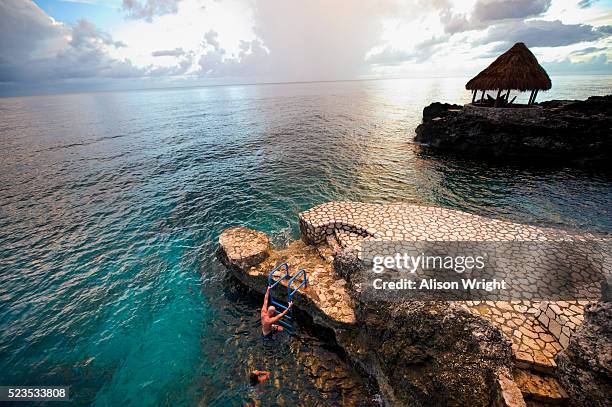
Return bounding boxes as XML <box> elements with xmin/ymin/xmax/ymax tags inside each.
<box><xmin>0</xmin><ymin>0</ymin><xmax>611</xmax><ymax>96</ymax></box>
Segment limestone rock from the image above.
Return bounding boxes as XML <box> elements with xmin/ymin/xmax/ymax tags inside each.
<box><xmin>332</xmin><ymin>248</ymin><xmax>362</xmax><ymax>283</ymax></box>
<box><xmin>352</xmin><ymin>300</ymin><xmax>515</xmax><ymax>406</ymax></box>
<box><xmin>414</xmin><ymin>95</ymin><xmax>612</xmax><ymax>165</ymax></box>
<box><xmin>555</xmin><ymin>301</ymin><xmax>612</xmax><ymax>407</ymax></box>
<box><xmin>217</xmin><ymin>226</ymin><xmax>270</xmax><ymax>270</ymax></box>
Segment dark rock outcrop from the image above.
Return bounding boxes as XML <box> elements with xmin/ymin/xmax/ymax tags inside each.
<box><xmin>332</xmin><ymin>248</ymin><xmax>362</xmax><ymax>283</ymax></box>
<box><xmin>422</xmin><ymin>102</ymin><xmax>463</xmax><ymax>121</ymax></box>
<box><xmin>348</xmin><ymin>300</ymin><xmax>515</xmax><ymax>407</ymax></box>
<box><xmin>555</xmin><ymin>301</ymin><xmax>611</xmax><ymax>407</ymax></box>
<box><xmin>414</xmin><ymin>95</ymin><xmax>612</xmax><ymax>164</ymax></box>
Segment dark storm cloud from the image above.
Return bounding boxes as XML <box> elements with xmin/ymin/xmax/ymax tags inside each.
<box><xmin>122</xmin><ymin>0</ymin><xmax>181</xmax><ymax>22</ymax></box>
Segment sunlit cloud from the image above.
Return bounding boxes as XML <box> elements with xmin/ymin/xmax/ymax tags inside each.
<box><xmin>1</xmin><ymin>0</ymin><xmax>610</xmax><ymax>95</ymax></box>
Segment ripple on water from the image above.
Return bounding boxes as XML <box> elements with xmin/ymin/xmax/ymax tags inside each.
<box><xmin>0</xmin><ymin>78</ymin><xmax>610</xmax><ymax>405</ymax></box>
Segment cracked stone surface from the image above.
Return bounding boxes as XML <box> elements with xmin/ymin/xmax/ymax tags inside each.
<box><xmin>221</xmin><ymin>231</ymin><xmax>356</xmax><ymax>325</ymax></box>
<box><xmin>299</xmin><ymin>201</ymin><xmax>609</xmax><ymax>370</ymax></box>
<box><xmin>218</xmin><ymin>226</ymin><xmax>270</xmax><ymax>269</ymax></box>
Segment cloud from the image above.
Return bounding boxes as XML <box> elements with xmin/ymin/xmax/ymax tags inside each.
<box><xmin>437</xmin><ymin>0</ymin><xmax>551</xmax><ymax>34</ymax></box>
<box><xmin>151</xmin><ymin>47</ymin><xmax>185</xmax><ymax>57</ymax></box>
<box><xmin>248</xmin><ymin>0</ymin><xmax>398</xmax><ymax>82</ymax></box>
<box><xmin>70</xmin><ymin>19</ymin><xmax>127</xmax><ymax>49</ymax></box>
<box><xmin>150</xmin><ymin>52</ymin><xmax>194</xmax><ymax>76</ymax></box>
<box><xmin>598</xmin><ymin>25</ymin><xmax>612</xmax><ymax>35</ymax></box>
<box><xmin>472</xmin><ymin>0</ymin><xmax>551</xmax><ymax>22</ymax></box>
<box><xmin>577</xmin><ymin>0</ymin><xmax>599</xmax><ymax>8</ymax></box>
<box><xmin>2</xmin><ymin>0</ymin><xmax>611</xmax><ymax>95</ymax></box>
<box><xmin>543</xmin><ymin>54</ymin><xmax>611</xmax><ymax>74</ymax></box>
<box><xmin>0</xmin><ymin>0</ymin><xmax>143</xmax><ymax>84</ymax></box>
<box><xmin>367</xmin><ymin>36</ymin><xmax>449</xmax><ymax>65</ymax></box>
<box><xmin>570</xmin><ymin>46</ymin><xmax>608</xmax><ymax>56</ymax></box>
<box><xmin>196</xmin><ymin>30</ymin><xmax>268</xmax><ymax>77</ymax></box>
<box><xmin>482</xmin><ymin>20</ymin><xmax>611</xmax><ymax>49</ymax></box>
<box><xmin>122</xmin><ymin>0</ymin><xmax>181</xmax><ymax>22</ymax></box>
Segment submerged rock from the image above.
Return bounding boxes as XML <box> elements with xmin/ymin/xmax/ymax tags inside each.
<box><xmin>555</xmin><ymin>301</ymin><xmax>612</xmax><ymax>407</ymax></box>
<box><xmin>414</xmin><ymin>95</ymin><xmax>612</xmax><ymax>165</ymax></box>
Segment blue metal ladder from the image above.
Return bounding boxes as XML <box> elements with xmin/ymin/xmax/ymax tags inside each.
<box><xmin>267</xmin><ymin>263</ymin><xmax>307</xmax><ymax>332</ymax></box>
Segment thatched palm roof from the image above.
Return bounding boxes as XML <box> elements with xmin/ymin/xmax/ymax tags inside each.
<box><xmin>466</xmin><ymin>43</ymin><xmax>551</xmax><ymax>92</ymax></box>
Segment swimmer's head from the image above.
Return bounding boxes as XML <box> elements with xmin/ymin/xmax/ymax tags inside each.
<box><xmin>267</xmin><ymin>306</ymin><xmax>275</xmax><ymax>316</ymax></box>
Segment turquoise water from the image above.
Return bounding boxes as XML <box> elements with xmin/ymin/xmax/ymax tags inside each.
<box><xmin>0</xmin><ymin>77</ymin><xmax>611</xmax><ymax>406</ymax></box>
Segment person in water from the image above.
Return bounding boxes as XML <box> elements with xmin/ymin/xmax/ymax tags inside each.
<box><xmin>249</xmin><ymin>370</ymin><xmax>270</xmax><ymax>386</ymax></box>
<box><xmin>261</xmin><ymin>286</ymin><xmax>293</xmax><ymax>339</ymax></box>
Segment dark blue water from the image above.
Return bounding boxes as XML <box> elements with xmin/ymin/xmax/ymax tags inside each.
<box><xmin>1</xmin><ymin>77</ymin><xmax>611</xmax><ymax>406</ymax></box>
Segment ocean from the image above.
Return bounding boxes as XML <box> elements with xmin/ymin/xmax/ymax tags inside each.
<box><xmin>0</xmin><ymin>76</ymin><xmax>610</xmax><ymax>406</ymax></box>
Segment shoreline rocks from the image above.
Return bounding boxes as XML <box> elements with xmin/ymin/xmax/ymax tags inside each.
<box><xmin>414</xmin><ymin>95</ymin><xmax>612</xmax><ymax>165</ymax></box>
<box><xmin>555</xmin><ymin>302</ymin><xmax>612</xmax><ymax>407</ymax></box>
<box><xmin>218</xmin><ymin>226</ymin><xmax>519</xmax><ymax>406</ymax></box>
<box><xmin>218</xmin><ymin>201</ymin><xmax>609</xmax><ymax>406</ymax></box>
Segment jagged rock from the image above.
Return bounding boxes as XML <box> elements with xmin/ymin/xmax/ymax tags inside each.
<box><xmin>218</xmin><ymin>228</ymin><xmax>521</xmax><ymax>406</ymax></box>
<box><xmin>414</xmin><ymin>95</ymin><xmax>612</xmax><ymax>165</ymax></box>
<box><xmin>495</xmin><ymin>372</ymin><xmax>527</xmax><ymax>407</ymax></box>
<box><xmin>351</xmin><ymin>300</ymin><xmax>515</xmax><ymax>406</ymax></box>
<box><xmin>513</xmin><ymin>369</ymin><xmax>568</xmax><ymax>405</ymax></box>
<box><xmin>332</xmin><ymin>248</ymin><xmax>362</xmax><ymax>283</ymax></box>
<box><xmin>422</xmin><ymin>102</ymin><xmax>463</xmax><ymax>121</ymax></box>
<box><xmin>217</xmin><ymin>226</ymin><xmax>270</xmax><ymax>269</ymax></box>
<box><xmin>555</xmin><ymin>301</ymin><xmax>611</xmax><ymax>407</ymax></box>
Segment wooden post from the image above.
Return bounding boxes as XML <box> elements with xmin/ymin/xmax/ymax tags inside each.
<box><xmin>532</xmin><ymin>89</ymin><xmax>539</xmax><ymax>104</ymax></box>
<box><xmin>480</xmin><ymin>90</ymin><xmax>485</xmax><ymax>102</ymax></box>
<box><xmin>472</xmin><ymin>90</ymin><xmax>476</xmax><ymax>103</ymax></box>
<box><xmin>494</xmin><ymin>89</ymin><xmax>502</xmax><ymax>107</ymax></box>
<box><xmin>528</xmin><ymin>90</ymin><xmax>535</xmax><ymax>105</ymax></box>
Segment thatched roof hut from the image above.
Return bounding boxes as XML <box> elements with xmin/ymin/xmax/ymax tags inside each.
<box><xmin>466</xmin><ymin>42</ymin><xmax>551</xmax><ymax>105</ymax></box>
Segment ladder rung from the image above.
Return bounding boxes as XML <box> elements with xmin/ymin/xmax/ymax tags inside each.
<box><xmin>271</xmin><ymin>300</ymin><xmax>287</xmax><ymax>309</ymax></box>
<box><xmin>274</xmin><ymin>311</ymin><xmax>292</xmax><ymax>320</ymax></box>
<box><xmin>276</xmin><ymin>319</ymin><xmax>293</xmax><ymax>330</ymax></box>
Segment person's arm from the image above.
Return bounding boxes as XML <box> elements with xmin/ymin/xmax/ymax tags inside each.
<box><xmin>261</xmin><ymin>286</ymin><xmax>271</xmax><ymax>314</ymax></box>
<box><xmin>269</xmin><ymin>301</ymin><xmax>293</xmax><ymax>324</ymax></box>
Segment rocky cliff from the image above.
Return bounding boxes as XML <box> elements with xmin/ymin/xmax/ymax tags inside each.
<box><xmin>555</xmin><ymin>301</ymin><xmax>611</xmax><ymax>407</ymax></box>
<box><xmin>414</xmin><ymin>96</ymin><xmax>612</xmax><ymax>164</ymax></box>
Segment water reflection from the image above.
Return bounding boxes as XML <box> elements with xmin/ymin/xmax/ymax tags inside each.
<box><xmin>0</xmin><ymin>77</ymin><xmax>610</xmax><ymax>405</ymax></box>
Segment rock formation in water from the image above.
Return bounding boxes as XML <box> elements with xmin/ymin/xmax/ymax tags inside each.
<box><xmin>555</xmin><ymin>301</ymin><xmax>612</xmax><ymax>407</ymax></box>
<box><xmin>217</xmin><ymin>226</ymin><xmax>519</xmax><ymax>407</ymax></box>
<box><xmin>414</xmin><ymin>95</ymin><xmax>612</xmax><ymax>164</ymax></box>
<box><xmin>217</xmin><ymin>201</ymin><xmax>608</xmax><ymax>406</ymax></box>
